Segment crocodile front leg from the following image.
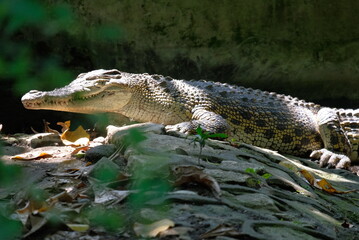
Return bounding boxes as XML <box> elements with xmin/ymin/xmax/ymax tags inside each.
<box><xmin>310</xmin><ymin>108</ymin><xmax>352</xmax><ymax>169</ymax></box>
<box><xmin>165</xmin><ymin>107</ymin><xmax>230</xmax><ymax>134</ymax></box>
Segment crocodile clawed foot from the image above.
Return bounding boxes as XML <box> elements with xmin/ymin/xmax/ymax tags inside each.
<box><xmin>165</xmin><ymin>122</ymin><xmax>196</xmax><ymax>136</ymax></box>
<box><xmin>310</xmin><ymin>149</ymin><xmax>351</xmax><ymax>169</ymax></box>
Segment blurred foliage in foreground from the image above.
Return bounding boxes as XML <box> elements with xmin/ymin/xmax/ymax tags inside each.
<box><xmin>0</xmin><ymin>145</ymin><xmax>23</xmax><ymax>240</ymax></box>
<box><xmin>0</xmin><ymin>0</ymin><xmax>123</xmax><ymax>96</ymax></box>
<box><xmin>1</xmin><ymin>0</ymin><xmax>75</xmax><ymax>95</ymax></box>
<box><xmin>0</xmin><ymin>0</ymin><xmax>124</xmax><ymax>238</ymax></box>
<box><xmin>0</xmin><ymin>127</ymin><xmax>172</xmax><ymax>238</ymax></box>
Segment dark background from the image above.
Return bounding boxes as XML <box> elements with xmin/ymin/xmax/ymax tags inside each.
<box><xmin>1</xmin><ymin>0</ymin><xmax>358</xmax><ymax>134</ymax></box>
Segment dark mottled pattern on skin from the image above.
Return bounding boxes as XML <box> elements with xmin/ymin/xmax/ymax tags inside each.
<box><xmin>294</xmin><ymin>128</ymin><xmax>303</xmax><ymax>136</ymax></box>
<box><xmin>282</xmin><ymin>134</ymin><xmax>293</xmax><ymax>144</ymax></box>
<box><xmin>256</xmin><ymin>119</ymin><xmax>266</xmax><ymax>127</ymax></box>
<box><xmin>230</xmin><ymin>118</ymin><xmax>241</xmax><ymax>125</ymax></box>
<box><xmin>277</xmin><ymin>123</ymin><xmax>287</xmax><ymax>131</ymax></box>
<box><xmin>240</xmin><ymin>111</ymin><xmax>252</xmax><ymax>120</ymax></box>
<box><xmin>301</xmin><ymin>137</ymin><xmax>310</xmax><ymax>146</ymax></box>
<box><xmin>244</xmin><ymin>127</ymin><xmax>254</xmax><ymax>134</ymax></box>
<box><xmin>264</xmin><ymin>129</ymin><xmax>275</xmax><ymax>139</ymax></box>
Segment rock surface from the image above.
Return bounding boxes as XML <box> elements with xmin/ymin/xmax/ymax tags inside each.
<box><xmin>106</xmin><ymin>123</ymin><xmax>359</xmax><ymax>239</ymax></box>
<box><xmin>1</xmin><ymin>122</ymin><xmax>359</xmax><ymax>239</ymax></box>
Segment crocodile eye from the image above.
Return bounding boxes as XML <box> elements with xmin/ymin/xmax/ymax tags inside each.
<box><xmin>105</xmin><ymin>70</ymin><xmax>121</xmax><ymax>75</ymax></box>
<box><xmin>86</xmin><ymin>75</ymin><xmax>99</xmax><ymax>80</ymax></box>
<box><xmin>95</xmin><ymin>80</ymin><xmax>107</xmax><ymax>85</ymax></box>
<box><xmin>103</xmin><ymin>70</ymin><xmax>122</xmax><ymax>79</ymax></box>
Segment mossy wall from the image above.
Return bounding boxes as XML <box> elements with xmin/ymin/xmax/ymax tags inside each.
<box><xmin>1</xmin><ymin>0</ymin><xmax>358</xmax><ymax>134</ymax></box>
<box><xmin>57</xmin><ymin>0</ymin><xmax>359</xmax><ymax>105</ymax></box>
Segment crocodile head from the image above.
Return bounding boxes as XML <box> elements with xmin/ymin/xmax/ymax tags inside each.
<box><xmin>21</xmin><ymin>69</ymin><xmax>133</xmax><ymax>114</ymax></box>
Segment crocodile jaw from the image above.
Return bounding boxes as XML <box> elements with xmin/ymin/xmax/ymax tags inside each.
<box><xmin>22</xmin><ymin>88</ymin><xmax>133</xmax><ymax>114</ymax></box>
<box><xmin>21</xmin><ymin>69</ymin><xmax>133</xmax><ymax>114</ymax></box>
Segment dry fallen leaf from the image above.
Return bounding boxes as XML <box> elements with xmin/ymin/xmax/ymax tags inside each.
<box><xmin>134</xmin><ymin>219</ymin><xmax>175</xmax><ymax>238</ymax></box>
<box><xmin>299</xmin><ymin>170</ymin><xmax>316</xmax><ymax>186</ymax></box>
<box><xmin>300</xmin><ymin>169</ymin><xmax>357</xmax><ymax>194</ymax></box>
<box><xmin>66</xmin><ymin>223</ymin><xmax>90</xmax><ymax>232</ymax></box>
<box><xmin>279</xmin><ymin>161</ymin><xmax>298</xmax><ymax>172</ymax></box>
<box><xmin>158</xmin><ymin>226</ymin><xmax>193</xmax><ymax>237</ymax></box>
<box><xmin>317</xmin><ymin>179</ymin><xmax>357</xmax><ymax>194</ymax></box>
<box><xmin>94</xmin><ymin>189</ymin><xmax>130</xmax><ymax>205</ymax></box>
<box><xmin>61</xmin><ymin>125</ymin><xmax>90</xmax><ymax>146</ymax></box>
<box><xmin>57</xmin><ymin>120</ymin><xmax>71</xmax><ymax>132</ymax></box>
<box><xmin>12</xmin><ymin>152</ymin><xmax>52</xmax><ymax>160</ymax></box>
<box><xmin>47</xmin><ymin>191</ymin><xmax>74</xmax><ymax>204</ymax></box>
<box><xmin>23</xmin><ymin>214</ymin><xmax>49</xmax><ymax>238</ymax></box>
<box><xmin>172</xmin><ymin>165</ymin><xmax>221</xmax><ymax>198</ymax></box>
<box><xmin>43</xmin><ymin>119</ymin><xmax>60</xmax><ymax>134</ymax></box>
<box><xmin>16</xmin><ymin>199</ymin><xmax>52</xmax><ymax>228</ymax></box>
<box><xmin>71</xmin><ymin>146</ymin><xmax>90</xmax><ymax>155</ymax></box>
<box><xmin>17</xmin><ymin>186</ymin><xmax>87</xmax><ymax>238</ymax></box>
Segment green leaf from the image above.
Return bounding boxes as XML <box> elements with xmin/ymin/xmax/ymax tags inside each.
<box><xmin>0</xmin><ymin>214</ymin><xmax>22</xmax><ymax>240</ymax></box>
<box><xmin>207</xmin><ymin>133</ymin><xmax>228</xmax><ymax>139</ymax></box>
<box><xmin>87</xmin><ymin>208</ymin><xmax>124</xmax><ymax>232</ymax></box>
<box><xmin>0</xmin><ymin>161</ymin><xmax>22</xmax><ymax>187</ymax></box>
<box><xmin>92</xmin><ymin>163</ymin><xmax>119</xmax><ymax>183</ymax></box>
<box><xmin>245</xmin><ymin>168</ymin><xmax>256</xmax><ymax>174</ymax></box>
<box><xmin>261</xmin><ymin>173</ymin><xmax>272</xmax><ymax>179</ymax></box>
<box><xmin>126</xmin><ymin>128</ymin><xmax>148</xmax><ymax>145</ymax></box>
<box><xmin>196</xmin><ymin>126</ymin><xmax>203</xmax><ymax>136</ymax></box>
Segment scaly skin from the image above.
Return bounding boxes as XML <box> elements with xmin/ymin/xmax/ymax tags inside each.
<box><xmin>22</xmin><ymin>69</ymin><xmax>359</xmax><ymax>168</ymax></box>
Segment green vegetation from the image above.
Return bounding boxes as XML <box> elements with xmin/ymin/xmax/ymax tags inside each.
<box><xmin>245</xmin><ymin>167</ymin><xmax>272</xmax><ymax>187</ymax></box>
<box><xmin>87</xmin><ymin>207</ymin><xmax>124</xmax><ymax>232</ymax></box>
<box><xmin>126</xmin><ymin>129</ymin><xmax>171</xmax><ymax>220</ymax></box>
<box><xmin>0</xmin><ymin>215</ymin><xmax>22</xmax><ymax>240</ymax></box>
<box><xmin>1</xmin><ymin>0</ymin><xmax>123</xmax><ymax>96</ymax></box>
<box><xmin>1</xmin><ymin>0</ymin><xmax>74</xmax><ymax>94</ymax></box>
<box><xmin>245</xmin><ymin>168</ymin><xmax>272</xmax><ymax>179</ymax></box>
<box><xmin>0</xmin><ymin>156</ymin><xmax>23</xmax><ymax>240</ymax></box>
<box><xmin>86</xmin><ymin>128</ymin><xmax>171</xmax><ymax>233</ymax></box>
<box><xmin>0</xmin><ymin>159</ymin><xmax>22</xmax><ymax>188</ymax></box>
<box><xmin>0</xmin><ymin>0</ymin><xmax>124</xmax><ymax>237</ymax></box>
<box><xmin>192</xmin><ymin>126</ymin><xmax>228</xmax><ymax>164</ymax></box>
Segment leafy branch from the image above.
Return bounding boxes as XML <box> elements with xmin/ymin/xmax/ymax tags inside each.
<box><xmin>192</xmin><ymin>126</ymin><xmax>228</xmax><ymax>164</ymax></box>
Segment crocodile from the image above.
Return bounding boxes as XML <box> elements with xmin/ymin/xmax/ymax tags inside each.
<box><xmin>22</xmin><ymin>69</ymin><xmax>359</xmax><ymax>168</ymax></box>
